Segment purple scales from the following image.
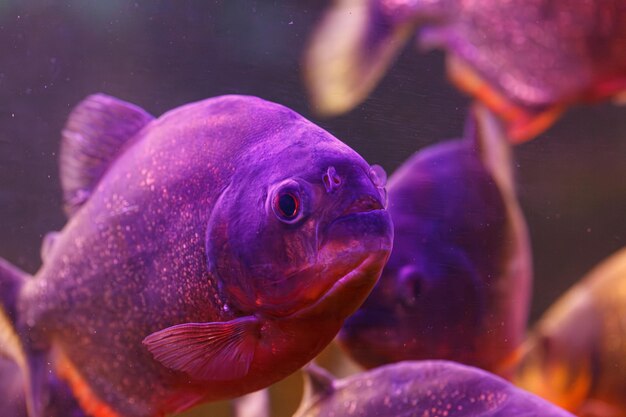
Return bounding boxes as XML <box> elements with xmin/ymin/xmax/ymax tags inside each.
<box><xmin>0</xmin><ymin>94</ymin><xmax>393</xmax><ymax>417</ymax></box>
<box><xmin>293</xmin><ymin>360</ymin><xmax>575</xmax><ymax>417</ymax></box>
<box><xmin>338</xmin><ymin>105</ymin><xmax>531</xmax><ymax>374</ymax></box>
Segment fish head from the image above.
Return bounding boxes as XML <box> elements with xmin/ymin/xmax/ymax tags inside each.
<box><xmin>206</xmin><ymin>125</ymin><xmax>393</xmax><ymax>320</ymax></box>
<box><xmin>339</xmin><ymin>139</ymin><xmax>510</xmax><ymax>368</ymax></box>
<box><xmin>514</xmin><ymin>288</ymin><xmax>599</xmax><ymax>411</ymax></box>
<box><xmin>339</xmin><ymin>245</ymin><xmax>486</xmax><ymax>368</ymax></box>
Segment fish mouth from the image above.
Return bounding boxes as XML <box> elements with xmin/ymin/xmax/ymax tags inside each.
<box><xmin>331</xmin><ymin>195</ymin><xmax>384</xmax><ymax>223</ymax></box>
<box><xmin>290</xmin><ymin>249</ymin><xmax>389</xmax><ymax>320</ymax></box>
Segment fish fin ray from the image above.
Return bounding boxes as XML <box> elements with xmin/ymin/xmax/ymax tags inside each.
<box><xmin>304</xmin><ymin>0</ymin><xmax>416</xmax><ymax>116</ymax></box>
<box><xmin>60</xmin><ymin>93</ymin><xmax>154</xmax><ymax>217</ymax></box>
<box><xmin>143</xmin><ymin>316</ymin><xmax>260</xmax><ymax>381</ymax></box>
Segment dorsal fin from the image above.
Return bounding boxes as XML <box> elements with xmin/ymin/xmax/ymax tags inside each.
<box><xmin>294</xmin><ymin>363</ymin><xmax>336</xmax><ymax>415</ymax></box>
<box><xmin>465</xmin><ymin>103</ymin><xmax>515</xmax><ymax>197</ymax></box>
<box><xmin>59</xmin><ymin>93</ymin><xmax>154</xmax><ymax>216</ymax></box>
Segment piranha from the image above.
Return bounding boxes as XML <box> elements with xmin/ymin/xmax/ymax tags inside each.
<box><xmin>304</xmin><ymin>0</ymin><xmax>626</xmax><ymax>142</ymax></box>
<box><xmin>293</xmin><ymin>360</ymin><xmax>575</xmax><ymax>417</ymax></box>
<box><xmin>515</xmin><ymin>247</ymin><xmax>626</xmax><ymax>417</ymax></box>
<box><xmin>0</xmin><ymin>94</ymin><xmax>393</xmax><ymax>417</ymax></box>
<box><xmin>338</xmin><ymin>105</ymin><xmax>531</xmax><ymax>374</ymax></box>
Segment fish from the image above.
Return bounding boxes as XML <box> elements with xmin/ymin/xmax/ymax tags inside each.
<box><xmin>514</xmin><ymin>247</ymin><xmax>626</xmax><ymax>417</ymax></box>
<box><xmin>0</xmin><ymin>94</ymin><xmax>393</xmax><ymax>417</ymax></box>
<box><xmin>0</xmin><ymin>356</ymin><xmax>85</xmax><ymax>417</ymax></box>
<box><xmin>304</xmin><ymin>0</ymin><xmax>626</xmax><ymax>142</ymax></box>
<box><xmin>338</xmin><ymin>104</ymin><xmax>532</xmax><ymax>375</ymax></box>
<box><xmin>293</xmin><ymin>360</ymin><xmax>575</xmax><ymax>417</ymax></box>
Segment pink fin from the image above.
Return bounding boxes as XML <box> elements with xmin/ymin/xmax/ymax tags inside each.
<box><xmin>143</xmin><ymin>316</ymin><xmax>260</xmax><ymax>381</ymax></box>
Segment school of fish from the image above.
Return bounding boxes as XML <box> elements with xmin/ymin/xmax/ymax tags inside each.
<box><xmin>2</xmin><ymin>1</ymin><xmax>626</xmax><ymax>417</ymax></box>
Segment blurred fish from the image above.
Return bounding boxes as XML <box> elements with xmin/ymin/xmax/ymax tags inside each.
<box><xmin>0</xmin><ymin>356</ymin><xmax>85</xmax><ymax>417</ymax></box>
<box><xmin>232</xmin><ymin>389</ymin><xmax>270</xmax><ymax>417</ymax></box>
<box><xmin>515</xmin><ymin>248</ymin><xmax>626</xmax><ymax>417</ymax></box>
<box><xmin>293</xmin><ymin>360</ymin><xmax>575</xmax><ymax>417</ymax></box>
<box><xmin>339</xmin><ymin>105</ymin><xmax>531</xmax><ymax>374</ymax></box>
<box><xmin>305</xmin><ymin>0</ymin><xmax>626</xmax><ymax>141</ymax></box>
<box><xmin>0</xmin><ymin>94</ymin><xmax>393</xmax><ymax>417</ymax></box>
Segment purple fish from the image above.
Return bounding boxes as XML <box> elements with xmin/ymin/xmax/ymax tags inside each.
<box><xmin>338</xmin><ymin>105</ymin><xmax>531</xmax><ymax>374</ymax></box>
<box><xmin>0</xmin><ymin>356</ymin><xmax>85</xmax><ymax>417</ymax></box>
<box><xmin>0</xmin><ymin>94</ymin><xmax>393</xmax><ymax>417</ymax></box>
<box><xmin>305</xmin><ymin>0</ymin><xmax>626</xmax><ymax>142</ymax></box>
<box><xmin>293</xmin><ymin>360</ymin><xmax>575</xmax><ymax>417</ymax></box>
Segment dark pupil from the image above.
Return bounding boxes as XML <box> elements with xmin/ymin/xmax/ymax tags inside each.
<box><xmin>278</xmin><ymin>193</ymin><xmax>297</xmax><ymax>218</ymax></box>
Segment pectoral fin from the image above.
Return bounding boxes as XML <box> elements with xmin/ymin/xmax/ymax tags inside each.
<box><xmin>143</xmin><ymin>316</ymin><xmax>260</xmax><ymax>381</ymax></box>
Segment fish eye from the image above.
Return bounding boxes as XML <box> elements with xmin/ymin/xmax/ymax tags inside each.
<box><xmin>275</xmin><ymin>192</ymin><xmax>299</xmax><ymax>220</ymax></box>
<box><xmin>397</xmin><ymin>266</ymin><xmax>424</xmax><ymax>308</ymax></box>
<box><xmin>268</xmin><ymin>179</ymin><xmax>310</xmax><ymax>224</ymax></box>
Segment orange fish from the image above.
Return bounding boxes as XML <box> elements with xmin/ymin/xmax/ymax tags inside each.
<box><xmin>305</xmin><ymin>0</ymin><xmax>626</xmax><ymax>142</ymax></box>
<box><xmin>515</xmin><ymin>248</ymin><xmax>626</xmax><ymax>417</ymax></box>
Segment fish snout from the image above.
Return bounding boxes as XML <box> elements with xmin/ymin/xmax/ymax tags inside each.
<box><xmin>322</xmin><ymin>196</ymin><xmax>393</xmax><ymax>256</ymax></box>
<box><xmin>341</xmin><ymin>194</ymin><xmax>384</xmax><ymax>216</ymax></box>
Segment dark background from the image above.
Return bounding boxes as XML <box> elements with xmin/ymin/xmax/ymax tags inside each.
<box><xmin>1</xmin><ymin>1</ymin><xmax>625</xmax><ymax>416</ymax></box>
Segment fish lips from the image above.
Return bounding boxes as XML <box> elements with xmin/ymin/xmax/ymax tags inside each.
<box><xmin>254</xmin><ymin>207</ymin><xmax>392</xmax><ymax>320</ymax></box>
<box><xmin>291</xmin><ymin>208</ymin><xmax>393</xmax><ymax>320</ymax></box>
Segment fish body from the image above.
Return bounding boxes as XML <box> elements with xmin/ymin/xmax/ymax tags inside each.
<box><xmin>0</xmin><ymin>94</ymin><xmax>393</xmax><ymax>417</ymax></box>
<box><xmin>305</xmin><ymin>0</ymin><xmax>626</xmax><ymax>141</ymax></box>
<box><xmin>293</xmin><ymin>360</ymin><xmax>575</xmax><ymax>417</ymax></box>
<box><xmin>339</xmin><ymin>105</ymin><xmax>531</xmax><ymax>374</ymax></box>
<box><xmin>515</xmin><ymin>248</ymin><xmax>626</xmax><ymax>417</ymax></box>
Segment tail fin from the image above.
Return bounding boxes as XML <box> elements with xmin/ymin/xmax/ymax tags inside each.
<box><xmin>0</xmin><ymin>257</ymin><xmax>49</xmax><ymax>417</ymax></box>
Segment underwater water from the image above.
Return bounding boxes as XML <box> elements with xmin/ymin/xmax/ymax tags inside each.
<box><xmin>1</xmin><ymin>1</ymin><xmax>626</xmax><ymax>417</ymax></box>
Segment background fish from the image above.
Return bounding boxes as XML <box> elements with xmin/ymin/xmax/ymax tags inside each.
<box><xmin>0</xmin><ymin>356</ymin><xmax>85</xmax><ymax>417</ymax></box>
<box><xmin>515</xmin><ymin>247</ymin><xmax>626</xmax><ymax>417</ymax></box>
<box><xmin>305</xmin><ymin>0</ymin><xmax>626</xmax><ymax>141</ymax></box>
<box><xmin>0</xmin><ymin>94</ymin><xmax>393</xmax><ymax>417</ymax></box>
<box><xmin>293</xmin><ymin>360</ymin><xmax>575</xmax><ymax>417</ymax></box>
<box><xmin>339</xmin><ymin>105</ymin><xmax>531</xmax><ymax>374</ymax></box>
